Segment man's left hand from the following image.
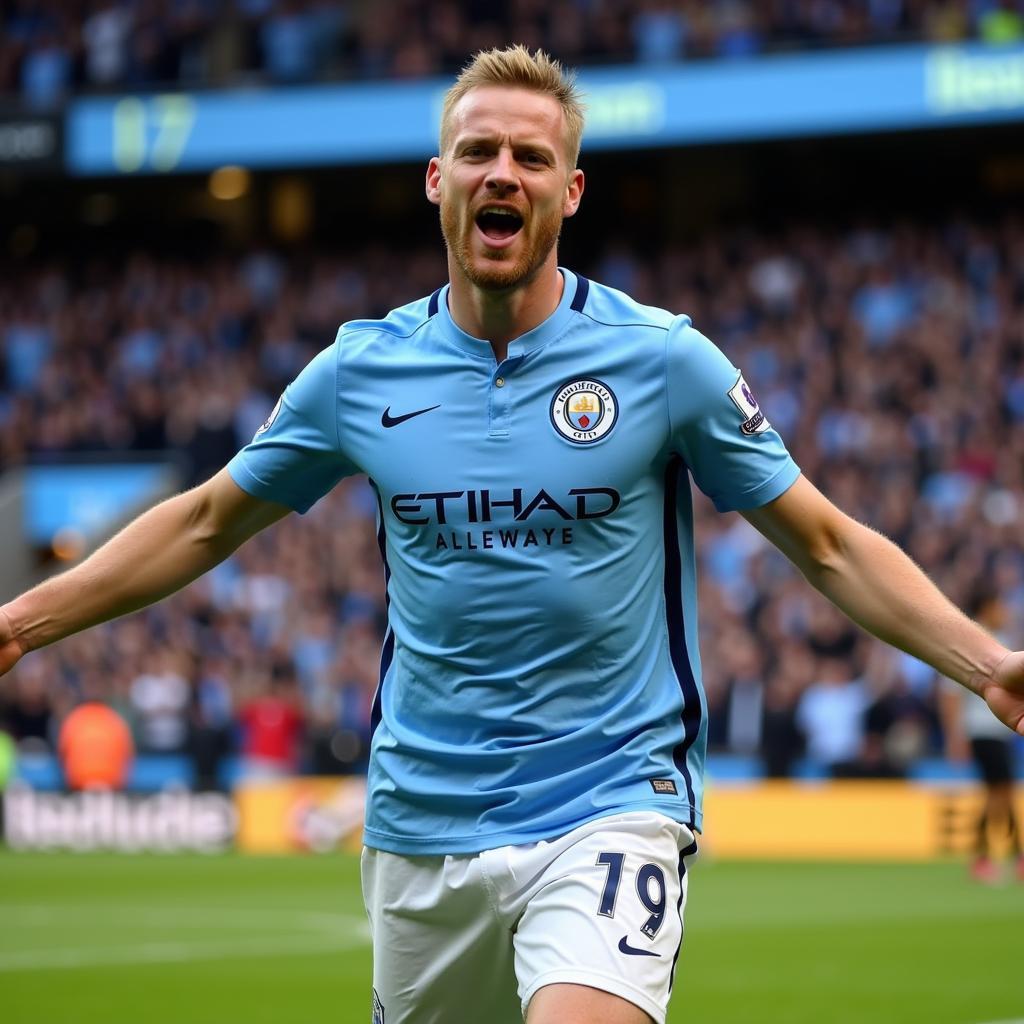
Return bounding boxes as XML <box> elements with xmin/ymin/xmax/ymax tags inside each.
<box><xmin>984</xmin><ymin>651</ymin><xmax>1024</xmax><ymax>736</ymax></box>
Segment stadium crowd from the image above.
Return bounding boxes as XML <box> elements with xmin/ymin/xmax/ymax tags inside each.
<box><xmin>2</xmin><ymin>214</ymin><xmax>1024</xmax><ymax>782</ymax></box>
<box><xmin>3</xmin><ymin>0</ymin><xmax>1024</xmax><ymax>107</ymax></box>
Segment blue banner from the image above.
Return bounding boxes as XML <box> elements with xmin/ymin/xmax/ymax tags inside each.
<box><xmin>66</xmin><ymin>43</ymin><xmax>1024</xmax><ymax>175</ymax></box>
<box><xmin>24</xmin><ymin>463</ymin><xmax>179</xmax><ymax>544</ymax></box>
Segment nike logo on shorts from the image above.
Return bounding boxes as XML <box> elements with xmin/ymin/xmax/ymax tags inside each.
<box><xmin>381</xmin><ymin>404</ymin><xmax>440</xmax><ymax>428</ymax></box>
<box><xmin>617</xmin><ymin>935</ymin><xmax>660</xmax><ymax>957</ymax></box>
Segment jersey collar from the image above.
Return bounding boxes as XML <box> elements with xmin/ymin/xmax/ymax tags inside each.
<box><xmin>436</xmin><ymin>268</ymin><xmax>583</xmax><ymax>359</ymax></box>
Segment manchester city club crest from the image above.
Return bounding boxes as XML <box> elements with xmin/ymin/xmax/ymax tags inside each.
<box><xmin>550</xmin><ymin>378</ymin><xmax>618</xmax><ymax>445</ymax></box>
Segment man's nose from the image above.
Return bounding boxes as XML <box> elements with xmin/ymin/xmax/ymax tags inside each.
<box><xmin>485</xmin><ymin>149</ymin><xmax>519</xmax><ymax>193</ymax></box>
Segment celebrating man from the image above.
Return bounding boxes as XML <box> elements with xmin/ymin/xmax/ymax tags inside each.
<box><xmin>2</xmin><ymin>47</ymin><xmax>1022</xmax><ymax>1024</ymax></box>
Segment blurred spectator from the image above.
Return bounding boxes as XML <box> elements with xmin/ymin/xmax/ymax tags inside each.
<box><xmin>0</xmin><ymin>710</ymin><xmax>14</xmax><ymax>837</ymax></box>
<box><xmin>238</xmin><ymin>669</ymin><xmax>304</xmax><ymax>778</ymax></box>
<box><xmin>869</xmin><ymin>0</ymin><xmax>906</xmax><ymax>37</ymax></box>
<box><xmin>81</xmin><ymin>0</ymin><xmax>133</xmax><ymax>87</ymax></box>
<box><xmin>3</xmin><ymin>310</ymin><xmax>53</xmax><ymax>393</ymax></box>
<box><xmin>1</xmin><ymin>0</ymin><xmax>1017</xmax><ymax>103</ymax></box>
<box><xmin>861</xmin><ymin>648</ymin><xmax>935</xmax><ymax>777</ymax></box>
<box><xmin>306</xmin><ymin>618</ymin><xmax>381</xmax><ymax>775</ymax></box>
<box><xmin>714</xmin><ymin>1</ymin><xmax>761</xmax><ymax>58</ymax></box>
<box><xmin>925</xmin><ymin>0</ymin><xmax>971</xmax><ymax>39</ymax></box>
<box><xmin>3</xmin><ymin>657</ymin><xmax>53</xmax><ymax>753</ymax></box>
<box><xmin>761</xmin><ymin>662</ymin><xmax>806</xmax><ymax>778</ymax></box>
<box><xmin>130</xmin><ymin>649</ymin><xmax>191</xmax><ymax>754</ymax></box>
<box><xmin>977</xmin><ymin>0</ymin><xmax>1024</xmax><ymax>42</ymax></box>
<box><xmin>0</xmin><ymin>712</ymin><xmax>17</xmax><ymax>787</ymax></box>
<box><xmin>939</xmin><ymin>590</ymin><xmax>1024</xmax><ymax>881</ymax></box>
<box><xmin>189</xmin><ymin>655</ymin><xmax>235</xmax><ymax>791</ymax></box>
<box><xmin>261</xmin><ymin>0</ymin><xmax>320</xmax><ymax>82</ymax></box>
<box><xmin>796</xmin><ymin>656</ymin><xmax>871</xmax><ymax>775</ymax></box>
<box><xmin>851</xmin><ymin>265</ymin><xmax>917</xmax><ymax>348</ymax></box>
<box><xmin>712</xmin><ymin>631</ymin><xmax>767</xmax><ymax>754</ymax></box>
<box><xmin>19</xmin><ymin>24</ymin><xmax>72</xmax><ymax>108</ymax></box>
<box><xmin>58</xmin><ymin>701</ymin><xmax>134</xmax><ymax>790</ymax></box>
<box><xmin>632</xmin><ymin>1</ymin><xmax>689</xmax><ymax>63</ymax></box>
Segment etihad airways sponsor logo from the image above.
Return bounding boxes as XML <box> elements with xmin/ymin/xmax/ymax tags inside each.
<box><xmin>390</xmin><ymin>486</ymin><xmax>621</xmax><ymax>525</ymax></box>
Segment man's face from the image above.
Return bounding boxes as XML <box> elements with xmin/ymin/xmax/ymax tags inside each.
<box><xmin>426</xmin><ymin>86</ymin><xmax>584</xmax><ymax>292</ymax></box>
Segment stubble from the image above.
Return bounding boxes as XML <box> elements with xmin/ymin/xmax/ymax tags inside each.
<box><xmin>440</xmin><ymin>198</ymin><xmax>563</xmax><ymax>292</ymax></box>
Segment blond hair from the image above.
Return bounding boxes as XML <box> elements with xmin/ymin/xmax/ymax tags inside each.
<box><xmin>439</xmin><ymin>46</ymin><xmax>585</xmax><ymax>167</ymax></box>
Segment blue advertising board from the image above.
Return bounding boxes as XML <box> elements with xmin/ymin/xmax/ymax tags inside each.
<box><xmin>66</xmin><ymin>43</ymin><xmax>1024</xmax><ymax>175</ymax></box>
<box><xmin>24</xmin><ymin>463</ymin><xmax>179</xmax><ymax>545</ymax></box>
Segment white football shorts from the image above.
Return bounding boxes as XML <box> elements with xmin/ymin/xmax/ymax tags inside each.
<box><xmin>361</xmin><ymin>811</ymin><xmax>698</xmax><ymax>1024</ymax></box>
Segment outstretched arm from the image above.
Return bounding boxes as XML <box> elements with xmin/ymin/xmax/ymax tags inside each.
<box><xmin>742</xmin><ymin>474</ymin><xmax>1024</xmax><ymax>736</ymax></box>
<box><xmin>0</xmin><ymin>468</ymin><xmax>290</xmax><ymax>675</ymax></box>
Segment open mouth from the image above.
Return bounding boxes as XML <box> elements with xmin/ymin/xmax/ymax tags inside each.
<box><xmin>475</xmin><ymin>206</ymin><xmax>524</xmax><ymax>242</ymax></box>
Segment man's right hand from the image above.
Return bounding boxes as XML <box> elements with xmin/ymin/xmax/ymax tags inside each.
<box><xmin>0</xmin><ymin>608</ymin><xmax>25</xmax><ymax>676</ymax></box>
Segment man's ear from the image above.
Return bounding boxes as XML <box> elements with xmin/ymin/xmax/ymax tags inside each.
<box><xmin>426</xmin><ymin>157</ymin><xmax>443</xmax><ymax>207</ymax></box>
<box><xmin>562</xmin><ymin>168</ymin><xmax>584</xmax><ymax>219</ymax></box>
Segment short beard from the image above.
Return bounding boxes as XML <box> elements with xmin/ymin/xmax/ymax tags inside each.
<box><xmin>441</xmin><ymin>200</ymin><xmax>562</xmax><ymax>292</ymax></box>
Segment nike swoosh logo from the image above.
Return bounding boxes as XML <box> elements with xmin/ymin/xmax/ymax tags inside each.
<box><xmin>617</xmin><ymin>935</ymin><xmax>660</xmax><ymax>958</ymax></box>
<box><xmin>381</xmin><ymin>404</ymin><xmax>441</xmax><ymax>428</ymax></box>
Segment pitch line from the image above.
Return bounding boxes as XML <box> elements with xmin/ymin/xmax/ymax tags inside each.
<box><xmin>4</xmin><ymin>903</ymin><xmax>361</xmax><ymax>931</ymax></box>
<box><xmin>0</xmin><ymin>929</ymin><xmax>371</xmax><ymax>972</ymax></box>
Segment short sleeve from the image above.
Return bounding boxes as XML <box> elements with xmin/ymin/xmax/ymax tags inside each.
<box><xmin>227</xmin><ymin>336</ymin><xmax>359</xmax><ymax>513</ymax></box>
<box><xmin>667</xmin><ymin>320</ymin><xmax>799</xmax><ymax>512</ymax></box>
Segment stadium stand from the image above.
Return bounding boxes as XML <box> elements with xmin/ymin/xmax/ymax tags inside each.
<box><xmin>3</xmin><ymin>213</ymin><xmax>1023</xmax><ymax>781</ymax></box>
<box><xmin>1</xmin><ymin>0</ymin><xmax>1022</xmax><ymax>788</ymax></box>
<box><xmin>1</xmin><ymin>0</ymin><xmax>1018</xmax><ymax>107</ymax></box>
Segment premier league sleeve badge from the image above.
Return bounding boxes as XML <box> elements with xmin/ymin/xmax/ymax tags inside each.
<box><xmin>727</xmin><ymin>374</ymin><xmax>770</xmax><ymax>435</ymax></box>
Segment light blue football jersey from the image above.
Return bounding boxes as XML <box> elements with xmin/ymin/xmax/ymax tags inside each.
<box><xmin>228</xmin><ymin>270</ymin><xmax>799</xmax><ymax>854</ymax></box>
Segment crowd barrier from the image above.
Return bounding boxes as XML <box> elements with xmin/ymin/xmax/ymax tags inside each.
<box><xmin>3</xmin><ymin>779</ymin><xmax>1022</xmax><ymax>859</ymax></box>
<box><xmin>703</xmin><ymin>781</ymin><xmax>1024</xmax><ymax>860</ymax></box>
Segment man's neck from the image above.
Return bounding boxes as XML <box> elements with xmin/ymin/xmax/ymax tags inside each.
<box><xmin>446</xmin><ymin>256</ymin><xmax>564</xmax><ymax>363</ymax></box>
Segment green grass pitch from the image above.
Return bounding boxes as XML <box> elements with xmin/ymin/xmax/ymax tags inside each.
<box><xmin>2</xmin><ymin>852</ymin><xmax>1023</xmax><ymax>1024</ymax></box>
